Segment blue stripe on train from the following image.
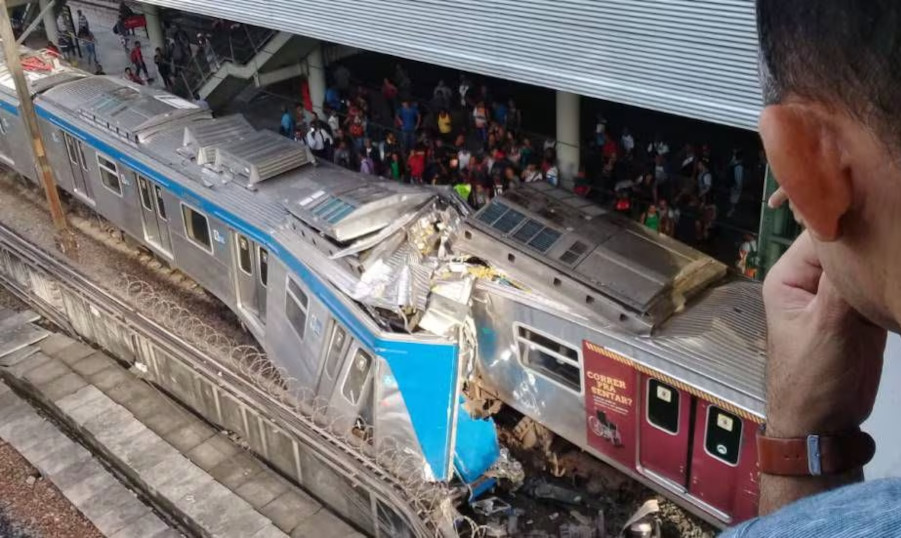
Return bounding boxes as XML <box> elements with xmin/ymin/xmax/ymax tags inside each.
<box><xmin>34</xmin><ymin>104</ymin><xmax>470</xmax><ymax>481</ymax></box>
<box><xmin>0</xmin><ymin>99</ymin><xmax>19</xmax><ymax>116</ymax></box>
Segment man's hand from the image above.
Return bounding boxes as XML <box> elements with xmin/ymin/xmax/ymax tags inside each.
<box><xmin>760</xmin><ymin>231</ymin><xmax>887</xmax><ymax>513</ymax></box>
<box><xmin>763</xmin><ymin>231</ymin><xmax>886</xmax><ymax>436</ymax></box>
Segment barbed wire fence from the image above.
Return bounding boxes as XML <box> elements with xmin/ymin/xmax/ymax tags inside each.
<box><xmin>115</xmin><ymin>274</ymin><xmax>490</xmax><ymax>537</ymax></box>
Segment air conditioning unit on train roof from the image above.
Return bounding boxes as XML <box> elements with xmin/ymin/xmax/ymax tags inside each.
<box><xmin>181</xmin><ymin>115</ymin><xmax>254</xmax><ymax>164</ymax></box>
<box><xmin>75</xmin><ymin>81</ymin><xmax>212</xmax><ymax>144</ymax></box>
<box><xmin>282</xmin><ymin>173</ymin><xmax>435</xmax><ymax>243</ymax></box>
<box><xmin>180</xmin><ymin>115</ymin><xmax>314</xmax><ymax>187</ymax></box>
<box><xmin>459</xmin><ymin>182</ymin><xmax>727</xmax><ymax>333</ymax></box>
<box><xmin>213</xmin><ymin>130</ymin><xmax>314</xmax><ymax>186</ymax></box>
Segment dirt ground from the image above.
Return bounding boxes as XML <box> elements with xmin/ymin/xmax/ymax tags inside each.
<box><xmin>0</xmin><ymin>439</ymin><xmax>103</xmax><ymax>538</ymax></box>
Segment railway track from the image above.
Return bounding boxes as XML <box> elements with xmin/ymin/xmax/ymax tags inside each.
<box><xmin>0</xmin><ymin>220</ymin><xmax>462</xmax><ymax>537</ymax></box>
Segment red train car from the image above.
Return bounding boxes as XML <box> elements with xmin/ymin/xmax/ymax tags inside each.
<box><xmin>583</xmin><ymin>342</ymin><xmax>759</xmax><ymax>522</ymax></box>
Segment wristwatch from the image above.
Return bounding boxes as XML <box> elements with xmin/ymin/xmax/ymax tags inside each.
<box><xmin>757</xmin><ymin>426</ymin><xmax>876</xmax><ymax>476</ymax></box>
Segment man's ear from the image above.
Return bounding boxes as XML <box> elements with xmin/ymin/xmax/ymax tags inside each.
<box><xmin>759</xmin><ymin>104</ymin><xmax>852</xmax><ymax>241</ymax></box>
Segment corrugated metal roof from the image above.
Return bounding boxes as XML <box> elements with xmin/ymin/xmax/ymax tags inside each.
<box><xmin>645</xmin><ymin>279</ymin><xmax>766</xmax><ymax>413</ymax></box>
<box><xmin>143</xmin><ymin>0</ymin><xmax>762</xmax><ymax>129</ymax></box>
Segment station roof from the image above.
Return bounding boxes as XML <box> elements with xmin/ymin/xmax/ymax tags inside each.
<box><xmin>140</xmin><ymin>0</ymin><xmax>762</xmax><ymax>130</ymax></box>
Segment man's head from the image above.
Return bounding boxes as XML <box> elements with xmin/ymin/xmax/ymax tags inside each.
<box><xmin>758</xmin><ymin>0</ymin><xmax>901</xmax><ymax>330</ymax></box>
<box><xmin>134</xmin><ymin>41</ymin><xmax>141</xmax><ymax>48</ymax></box>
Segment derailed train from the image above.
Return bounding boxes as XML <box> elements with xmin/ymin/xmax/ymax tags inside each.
<box><xmin>0</xmin><ymin>50</ymin><xmax>767</xmax><ymax>527</ymax></box>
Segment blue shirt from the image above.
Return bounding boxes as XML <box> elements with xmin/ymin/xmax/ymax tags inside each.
<box><xmin>325</xmin><ymin>88</ymin><xmax>340</xmax><ymax>110</ymax></box>
<box><xmin>494</xmin><ymin>103</ymin><xmax>508</xmax><ymax>125</ymax></box>
<box><xmin>280</xmin><ymin>112</ymin><xmax>295</xmax><ymax>136</ymax></box>
<box><xmin>399</xmin><ymin>106</ymin><xmax>418</xmax><ymax>132</ymax></box>
<box><xmin>722</xmin><ymin>479</ymin><xmax>901</xmax><ymax>537</ymax></box>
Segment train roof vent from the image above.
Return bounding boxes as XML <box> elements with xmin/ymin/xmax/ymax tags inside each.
<box><xmin>213</xmin><ymin>130</ymin><xmax>313</xmax><ymax>185</ymax></box>
<box><xmin>465</xmin><ymin>184</ymin><xmax>728</xmax><ymax>327</ymax></box>
<box><xmin>559</xmin><ymin>240</ymin><xmax>589</xmax><ymax>265</ymax></box>
<box><xmin>284</xmin><ymin>178</ymin><xmax>435</xmax><ymax>242</ymax></box>
<box><xmin>77</xmin><ymin>81</ymin><xmax>211</xmax><ymax>143</ymax></box>
<box><xmin>181</xmin><ymin>115</ymin><xmax>254</xmax><ymax>164</ymax></box>
<box><xmin>474</xmin><ymin>200</ymin><xmax>562</xmax><ymax>253</ymax></box>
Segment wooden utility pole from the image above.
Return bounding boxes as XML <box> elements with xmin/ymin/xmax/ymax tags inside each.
<box><xmin>0</xmin><ymin>0</ymin><xmax>73</xmax><ymax>252</ymax></box>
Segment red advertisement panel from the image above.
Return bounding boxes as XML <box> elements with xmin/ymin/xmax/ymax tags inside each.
<box><xmin>583</xmin><ymin>341</ymin><xmax>639</xmax><ymax>469</ymax></box>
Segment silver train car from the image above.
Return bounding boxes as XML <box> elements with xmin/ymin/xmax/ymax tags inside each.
<box><xmin>0</xmin><ymin>50</ymin><xmax>770</xmax><ymax>527</ymax></box>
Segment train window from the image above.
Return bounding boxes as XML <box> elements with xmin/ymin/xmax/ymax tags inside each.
<box><xmin>137</xmin><ymin>176</ymin><xmax>153</xmax><ymax>210</ymax></box>
<box><xmin>705</xmin><ymin>406</ymin><xmax>743</xmax><ymax>466</ymax></box>
<box><xmin>515</xmin><ymin>325</ymin><xmax>581</xmax><ymax>392</ymax></box>
<box><xmin>324</xmin><ymin>325</ymin><xmax>347</xmax><ymax>379</ymax></box>
<box><xmin>182</xmin><ymin>204</ymin><xmax>212</xmax><ymax>252</ymax></box>
<box><xmin>96</xmin><ymin>154</ymin><xmax>121</xmax><ymax>195</ymax></box>
<box><xmin>63</xmin><ymin>133</ymin><xmax>79</xmax><ymax>166</ymax></box>
<box><xmin>236</xmin><ymin>235</ymin><xmax>252</xmax><ymax>275</ymax></box>
<box><xmin>76</xmin><ymin>140</ymin><xmax>88</xmax><ymax>171</ymax></box>
<box><xmin>285</xmin><ymin>277</ymin><xmax>309</xmax><ymax>340</ymax></box>
<box><xmin>646</xmin><ymin>379</ymin><xmax>680</xmax><ymax>435</ymax></box>
<box><xmin>342</xmin><ymin>348</ymin><xmax>372</xmax><ymax>405</ymax></box>
<box><xmin>258</xmin><ymin>247</ymin><xmax>268</xmax><ymax>287</ymax></box>
<box><xmin>153</xmin><ymin>185</ymin><xmax>167</xmax><ymax>220</ymax></box>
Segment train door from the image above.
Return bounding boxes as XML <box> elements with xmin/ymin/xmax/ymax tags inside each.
<box><xmin>315</xmin><ymin>320</ymin><xmax>349</xmax><ymax>397</ymax></box>
<box><xmin>639</xmin><ymin>377</ymin><xmax>692</xmax><ymax>487</ymax></box>
<box><xmin>232</xmin><ymin>232</ymin><xmax>267</xmax><ymax>326</ymax></box>
<box><xmin>62</xmin><ymin>132</ymin><xmax>93</xmax><ymax>203</ymax></box>
<box><xmin>136</xmin><ymin>175</ymin><xmax>172</xmax><ymax>256</ymax></box>
<box><xmin>688</xmin><ymin>400</ymin><xmax>760</xmax><ymax>522</ymax></box>
<box><xmin>331</xmin><ymin>344</ymin><xmax>375</xmax><ymax>429</ymax></box>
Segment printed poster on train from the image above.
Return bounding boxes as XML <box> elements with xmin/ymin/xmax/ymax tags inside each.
<box><xmin>582</xmin><ymin>341</ymin><xmax>638</xmax><ymax>469</ymax></box>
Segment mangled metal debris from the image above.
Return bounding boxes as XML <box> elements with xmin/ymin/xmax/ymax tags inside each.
<box><xmin>620</xmin><ymin>500</ymin><xmax>661</xmax><ymax>538</ymax></box>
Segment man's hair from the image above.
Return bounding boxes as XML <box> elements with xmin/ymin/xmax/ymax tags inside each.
<box><xmin>758</xmin><ymin>0</ymin><xmax>901</xmax><ymax>145</ymax></box>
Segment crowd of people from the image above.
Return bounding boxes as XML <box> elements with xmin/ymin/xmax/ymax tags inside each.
<box><xmin>41</xmin><ymin>3</ymin><xmax>220</xmax><ymax>92</ymax></box>
<box><xmin>283</xmin><ymin>64</ymin><xmax>763</xmax><ymax>271</ymax></box>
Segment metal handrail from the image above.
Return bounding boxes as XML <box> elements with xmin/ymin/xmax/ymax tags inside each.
<box><xmin>182</xmin><ymin>25</ymin><xmax>278</xmax><ymax>95</ymax></box>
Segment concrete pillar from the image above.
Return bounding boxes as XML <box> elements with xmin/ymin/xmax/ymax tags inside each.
<box><xmin>142</xmin><ymin>3</ymin><xmax>165</xmax><ymax>57</ymax></box>
<box><xmin>39</xmin><ymin>0</ymin><xmax>58</xmax><ymax>45</ymax></box>
<box><xmin>556</xmin><ymin>90</ymin><xmax>581</xmax><ymax>189</ymax></box>
<box><xmin>306</xmin><ymin>44</ymin><xmax>326</xmax><ymax>118</ymax></box>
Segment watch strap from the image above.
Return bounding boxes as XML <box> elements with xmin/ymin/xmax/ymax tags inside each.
<box><xmin>757</xmin><ymin>428</ymin><xmax>875</xmax><ymax>476</ymax></box>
